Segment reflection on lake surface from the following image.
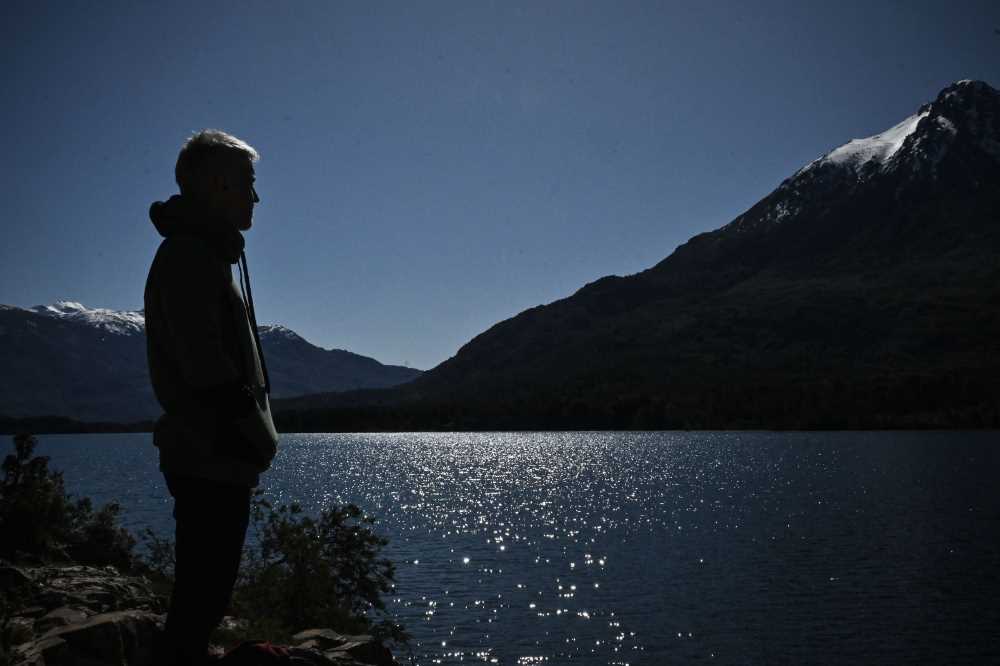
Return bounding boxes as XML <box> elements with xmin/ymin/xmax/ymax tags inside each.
<box><xmin>24</xmin><ymin>431</ymin><xmax>1000</xmax><ymax>664</ymax></box>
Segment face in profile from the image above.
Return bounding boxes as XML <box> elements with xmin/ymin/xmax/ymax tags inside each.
<box><xmin>211</xmin><ymin>160</ymin><xmax>260</xmax><ymax>231</ymax></box>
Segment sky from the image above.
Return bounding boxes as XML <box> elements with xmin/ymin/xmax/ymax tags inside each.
<box><xmin>2</xmin><ymin>1</ymin><xmax>999</xmax><ymax>370</ymax></box>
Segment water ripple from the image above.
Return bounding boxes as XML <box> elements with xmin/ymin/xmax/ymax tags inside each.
<box><xmin>28</xmin><ymin>430</ymin><xmax>1000</xmax><ymax>665</ymax></box>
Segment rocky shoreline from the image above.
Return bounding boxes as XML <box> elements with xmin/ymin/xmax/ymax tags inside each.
<box><xmin>1</xmin><ymin>562</ymin><xmax>397</xmax><ymax>666</ymax></box>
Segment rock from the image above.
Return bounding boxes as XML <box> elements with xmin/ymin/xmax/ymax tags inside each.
<box><xmin>34</xmin><ymin>606</ymin><xmax>90</xmax><ymax>634</ymax></box>
<box><xmin>16</xmin><ymin>606</ymin><xmax>48</xmax><ymax>619</ymax></box>
<box><xmin>30</xmin><ymin>565</ymin><xmax>161</xmax><ymax>614</ymax></box>
<box><xmin>218</xmin><ymin>615</ymin><xmax>248</xmax><ymax>633</ymax></box>
<box><xmin>292</xmin><ymin>629</ymin><xmax>395</xmax><ymax>665</ymax></box>
<box><xmin>325</xmin><ymin>635</ymin><xmax>396</xmax><ymax>666</ymax></box>
<box><xmin>293</xmin><ymin>628</ymin><xmax>347</xmax><ymax>649</ymax></box>
<box><xmin>3</xmin><ymin>565</ymin><xmax>397</xmax><ymax>666</ymax></box>
<box><xmin>6</xmin><ymin>616</ymin><xmax>35</xmax><ymax>646</ymax></box>
<box><xmin>273</xmin><ymin>646</ymin><xmax>348</xmax><ymax>665</ymax></box>
<box><xmin>0</xmin><ymin>564</ymin><xmax>33</xmax><ymax>592</ymax></box>
<box><xmin>15</xmin><ymin>610</ymin><xmax>162</xmax><ymax>666</ymax></box>
<box><xmin>289</xmin><ymin>648</ymin><xmax>365</xmax><ymax>665</ymax></box>
<box><xmin>217</xmin><ymin>642</ymin><xmax>386</xmax><ymax>666</ymax></box>
<box><xmin>13</xmin><ymin>636</ymin><xmax>73</xmax><ymax>666</ymax></box>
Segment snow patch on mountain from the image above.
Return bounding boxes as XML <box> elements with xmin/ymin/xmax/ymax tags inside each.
<box><xmin>802</xmin><ymin>110</ymin><xmax>929</xmax><ymax>174</ymax></box>
<box><xmin>257</xmin><ymin>324</ymin><xmax>304</xmax><ymax>342</ymax></box>
<box><xmin>16</xmin><ymin>302</ymin><xmax>313</xmax><ymax>343</ymax></box>
<box><xmin>726</xmin><ymin>80</ymin><xmax>1000</xmax><ymax>234</ymax></box>
<box><xmin>29</xmin><ymin>301</ymin><xmax>146</xmax><ymax>336</ymax></box>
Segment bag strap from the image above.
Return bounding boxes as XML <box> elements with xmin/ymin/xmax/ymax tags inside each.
<box><xmin>237</xmin><ymin>250</ymin><xmax>271</xmax><ymax>395</ymax></box>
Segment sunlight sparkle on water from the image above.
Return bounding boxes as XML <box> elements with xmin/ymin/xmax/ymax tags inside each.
<box><xmin>35</xmin><ymin>430</ymin><xmax>1000</xmax><ymax>664</ymax></box>
<box><xmin>264</xmin><ymin>431</ymin><xmax>670</xmax><ymax>664</ymax></box>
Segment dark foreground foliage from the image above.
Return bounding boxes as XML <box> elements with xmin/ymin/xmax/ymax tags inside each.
<box><xmin>0</xmin><ymin>433</ymin><xmax>135</xmax><ymax>569</ymax></box>
<box><xmin>238</xmin><ymin>496</ymin><xmax>406</xmax><ymax>644</ymax></box>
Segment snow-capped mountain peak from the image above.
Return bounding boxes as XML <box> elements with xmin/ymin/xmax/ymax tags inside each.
<box><xmin>820</xmin><ymin>110</ymin><xmax>929</xmax><ymax>170</ymax></box>
<box><xmin>925</xmin><ymin>79</ymin><xmax>1000</xmax><ymax>161</ymax></box>
<box><xmin>39</xmin><ymin>300</ymin><xmax>89</xmax><ymax>314</ymax></box>
<box><xmin>720</xmin><ymin>79</ymin><xmax>998</xmax><ymax>236</ymax></box>
<box><xmin>941</xmin><ymin>78</ymin><xmax>993</xmax><ymax>99</ymax></box>
<box><xmin>798</xmin><ymin>79</ymin><xmax>998</xmax><ymax>179</ymax></box>
<box><xmin>257</xmin><ymin>324</ymin><xmax>305</xmax><ymax>342</ymax></box>
<box><xmin>29</xmin><ymin>301</ymin><xmax>146</xmax><ymax>336</ymax></box>
<box><xmin>22</xmin><ymin>302</ymin><xmax>307</xmax><ymax>344</ymax></box>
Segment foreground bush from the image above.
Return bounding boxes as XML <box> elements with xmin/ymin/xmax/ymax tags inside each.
<box><xmin>145</xmin><ymin>494</ymin><xmax>409</xmax><ymax>646</ymax></box>
<box><xmin>0</xmin><ymin>433</ymin><xmax>135</xmax><ymax>569</ymax></box>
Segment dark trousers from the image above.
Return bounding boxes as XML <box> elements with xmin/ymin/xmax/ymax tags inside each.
<box><xmin>163</xmin><ymin>473</ymin><xmax>251</xmax><ymax>665</ymax></box>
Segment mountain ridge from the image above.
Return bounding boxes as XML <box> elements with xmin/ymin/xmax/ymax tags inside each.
<box><xmin>0</xmin><ymin>301</ymin><xmax>422</xmax><ymax>422</ymax></box>
<box><xmin>276</xmin><ymin>79</ymin><xmax>1000</xmax><ymax>430</ymax></box>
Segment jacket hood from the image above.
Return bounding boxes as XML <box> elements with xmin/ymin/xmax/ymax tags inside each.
<box><xmin>150</xmin><ymin>194</ymin><xmax>245</xmax><ymax>263</ymax></box>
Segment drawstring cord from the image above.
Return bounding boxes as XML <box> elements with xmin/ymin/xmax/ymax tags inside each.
<box><xmin>237</xmin><ymin>250</ymin><xmax>271</xmax><ymax>395</ymax></box>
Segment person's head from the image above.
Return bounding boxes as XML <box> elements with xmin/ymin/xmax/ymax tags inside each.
<box><xmin>175</xmin><ymin>129</ymin><xmax>260</xmax><ymax>231</ymax></box>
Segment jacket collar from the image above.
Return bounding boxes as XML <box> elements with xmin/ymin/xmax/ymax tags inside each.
<box><xmin>149</xmin><ymin>194</ymin><xmax>245</xmax><ymax>264</ymax></box>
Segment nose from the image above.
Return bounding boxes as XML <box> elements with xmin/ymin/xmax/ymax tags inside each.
<box><xmin>251</xmin><ymin>185</ymin><xmax>260</xmax><ymax>204</ymax></box>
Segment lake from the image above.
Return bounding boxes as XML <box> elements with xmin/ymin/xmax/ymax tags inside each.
<box><xmin>14</xmin><ymin>431</ymin><xmax>1000</xmax><ymax>664</ymax></box>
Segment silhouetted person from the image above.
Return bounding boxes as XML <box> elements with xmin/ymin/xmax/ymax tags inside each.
<box><xmin>145</xmin><ymin>130</ymin><xmax>278</xmax><ymax>665</ymax></box>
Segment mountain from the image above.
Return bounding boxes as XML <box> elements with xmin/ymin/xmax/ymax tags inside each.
<box><xmin>279</xmin><ymin>80</ymin><xmax>1000</xmax><ymax>430</ymax></box>
<box><xmin>0</xmin><ymin>302</ymin><xmax>421</xmax><ymax>423</ymax></box>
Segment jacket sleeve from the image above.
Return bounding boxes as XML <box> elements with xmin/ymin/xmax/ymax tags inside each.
<box><xmin>157</xmin><ymin>238</ymin><xmax>253</xmax><ymax>418</ymax></box>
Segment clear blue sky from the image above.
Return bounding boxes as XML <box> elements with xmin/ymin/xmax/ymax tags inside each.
<box><xmin>2</xmin><ymin>1</ymin><xmax>998</xmax><ymax>370</ymax></box>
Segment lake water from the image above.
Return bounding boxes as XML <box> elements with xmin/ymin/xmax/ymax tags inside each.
<box><xmin>14</xmin><ymin>431</ymin><xmax>1000</xmax><ymax>664</ymax></box>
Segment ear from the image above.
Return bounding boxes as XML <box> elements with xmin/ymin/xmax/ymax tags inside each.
<box><xmin>210</xmin><ymin>173</ymin><xmax>229</xmax><ymax>193</ymax></box>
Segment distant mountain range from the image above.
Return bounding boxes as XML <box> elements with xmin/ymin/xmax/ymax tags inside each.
<box><xmin>278</xmin><ymin>80</ymin><xmax>1000</xmax><ymax>430</ymax></box>
<box><xmin>4</xmin><ymin>80</ymin><xmax>997</xmax><ymax>432</ymax></box>
<box><xmin>0</xmin><ymin>301</ymin><xmax>421</xmax><ymax>423</ymax></box>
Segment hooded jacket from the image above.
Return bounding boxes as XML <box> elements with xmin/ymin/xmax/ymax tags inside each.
<box><xmin>144</xmin><ymin>194</ymin><xmax>277</xmax><ymax>487</ymax></box>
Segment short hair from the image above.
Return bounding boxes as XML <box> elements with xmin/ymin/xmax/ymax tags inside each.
<box><xmin>175</xmin><ymin>129</ymin><xmax>259</xmax><ymax>197</ymax></box>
